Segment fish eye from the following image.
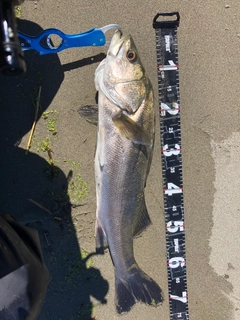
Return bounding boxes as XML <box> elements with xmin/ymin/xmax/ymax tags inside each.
<box><xmin>126</xmin><ymin>50</ymin><xmax>137</xmax><ymax>62</ymax></box>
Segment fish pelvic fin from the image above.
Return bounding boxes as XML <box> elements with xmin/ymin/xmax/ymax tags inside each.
<box><xmin>133</xmin><ymin>197</ymin><xmax>152</xmax><ymax>237</ymax></box>
<box><xmin>115</xmin><ymin>265</ymin><xmax>163</xmax><ymax>314</ymax></box>
<box><xmin>112</xmin><ymin>111</ymin><xmax>151</xmax><ymax>146</ymax></box>
<box><xmin>95</xmin><ymin>218</ymin><xmax>108</xmax><ymax>254</ymax></box>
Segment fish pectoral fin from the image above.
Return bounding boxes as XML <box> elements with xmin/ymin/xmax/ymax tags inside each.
<box><xmin>112</xmin><ymin>111</ymin><xmax>151</xmax><ymax>145</ymax></box>
<box><xmin>133</xmin><ymin>197</ymin><xmax>152</xmax><ymax>237</ymax></box>
<box><xmin>95</xmin><ymin>219</ymin><xmax>108</xmax><ymax>254</ymax></box>
<box><xmin>78</xmin><ymin>105</ymin><xmax>98</xmax><ymax>126</ymax></box>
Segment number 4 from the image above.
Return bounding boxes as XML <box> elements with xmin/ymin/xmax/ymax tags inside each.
<box><xmin>165</xmin><ymin>183</ymin><xmax>182</xmax><ymax>196</ymax></box>
<box><xmin>170</xmin><ymin>291</ymin><xmax>187</xmax><ymax>303</ymax></box>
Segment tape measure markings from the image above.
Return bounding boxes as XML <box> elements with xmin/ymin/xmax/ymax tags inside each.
<box><xmin>153</xmin><ymin>12</ymin><xmax>189</xmax><ymax>320</ymax></box>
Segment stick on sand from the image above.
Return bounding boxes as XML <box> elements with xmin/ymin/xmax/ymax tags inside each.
<box><xmin>28</xmin><ymin>198</ymin><xmax>53</xmax><ymax>215</ymax></box>
<box><xmin>25</xmin><ymin>86</ymin><xmax>42</xmax><ymax>154</ymax></box>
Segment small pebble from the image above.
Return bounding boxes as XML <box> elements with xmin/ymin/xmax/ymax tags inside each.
<box><xmin>225</xmin><ymin>5</ymin><xmax>230</xmax><ymax>8</ymax></box>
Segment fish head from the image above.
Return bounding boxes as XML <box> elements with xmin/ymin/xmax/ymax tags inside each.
<box><xmin>107</xmin><ymin>30</ymin><xmax>144</xmax><ymax>83</ymax></box>
<box><xmin>96</xmin><ymin>30</ymin><xmax>150</xmax><ymax>114</ymax></box>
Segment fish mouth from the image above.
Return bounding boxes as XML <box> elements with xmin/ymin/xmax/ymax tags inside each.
<box><xmin>108</xmin><ymin>30</ymin><xmax>130</xmax><ymax>59</ymax></box>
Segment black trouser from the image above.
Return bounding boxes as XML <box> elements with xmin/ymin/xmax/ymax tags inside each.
<box><xmin>0</xmin><ymin>215</ymin><xmax>51</xmax><ymax>320</ymax></box>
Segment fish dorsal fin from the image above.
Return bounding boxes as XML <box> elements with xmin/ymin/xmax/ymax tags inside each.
<box><xmin>133</xmin><ymin>197</ymin><xmax>151</xmax><ymax>237</ymax></box>
<box><xmin>112</xmin><ymin>111</ymin><xmax>151</xmax><ymax>145</ymax></box>
<box><xmin>78</xmin><ymin>105</ymin><xmax>98</xmax><ymax>126</ymax></box>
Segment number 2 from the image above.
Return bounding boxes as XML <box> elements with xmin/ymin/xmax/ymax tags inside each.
<box><xmin>161</xmin><ymin>102</ymin><xmax>179</xmax><ymax>116</ymax></box>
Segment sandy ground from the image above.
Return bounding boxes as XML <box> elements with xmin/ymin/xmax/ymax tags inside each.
<box><xmin>0</xmin><ymin>1</ymin><xmax>240</xmax><ymax>319</ymax></box>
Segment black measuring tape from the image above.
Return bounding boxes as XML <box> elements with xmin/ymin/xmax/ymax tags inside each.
<box><xmin>153</xmin><ymin>12</ymin><xmax>189</xmax><ymax>320</ymax></box>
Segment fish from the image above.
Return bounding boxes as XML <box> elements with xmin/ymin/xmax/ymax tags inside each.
<box><xmin>86</xmin><ymin>30</ymin><xmax>163</xmax><ymax>313</ymax></box>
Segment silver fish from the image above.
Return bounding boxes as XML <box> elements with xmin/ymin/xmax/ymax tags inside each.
<box><xmin>94</xmin><ymin>30</ymin><xmax>162</xmax><ymax>313</ymax></box>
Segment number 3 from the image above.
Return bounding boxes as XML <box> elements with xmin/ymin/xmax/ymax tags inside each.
<box><xmin>163</xmin><ymin>144</ymin><xmax>180</xmax><ymax>157</ymax></box>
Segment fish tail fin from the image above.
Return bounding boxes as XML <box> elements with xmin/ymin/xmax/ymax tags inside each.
<box><xmin>115</xmin><ymin>265</ymin><xmax>163</xmax><ymax>314</ymax></box>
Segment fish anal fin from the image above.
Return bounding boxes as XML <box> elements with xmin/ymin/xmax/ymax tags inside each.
<box><xmin>112</xmin><ymin>111</ymin><xmax>151</xmax><ymax>146</ymax></box>
<box><xmin>133</xmin><ymin>198</ymin><xmax>151</xmax><ymax>237</ymax></box>
<box><xmin>95</xmin><ymin>218</ymin><xmax>108</xmax><ymax>254</ymax></box>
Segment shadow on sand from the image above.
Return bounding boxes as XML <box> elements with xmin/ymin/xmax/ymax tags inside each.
<box><xmin>0</xmin><ymin>19</ymin><xmax>108</xmax><ymax>319</ymax></box>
